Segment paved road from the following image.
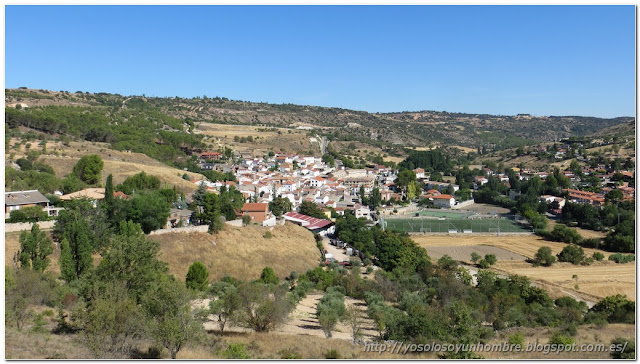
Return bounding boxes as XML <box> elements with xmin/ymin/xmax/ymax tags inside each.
<box><xmin>321</xmin><ymin>236</ymin><xmax>351</xmax><ymax>262</ymax></box>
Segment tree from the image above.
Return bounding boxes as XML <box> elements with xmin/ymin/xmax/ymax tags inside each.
<box><xmin>470</xmin><ymin>252</ymin><xmax>481</xmax><ymax>264</ymax></box>
<box><xmin>78</xmin><ymin>282</ymin><xmax>145</xmax><ymax>358</ymax></box>
<box><xmin>18</xmin><ymin>223</ymin><xmax>53</xmax><ymax>273</ymax></box>
<box><xmin>605</xmin><ymin>190</ymin><xmax>624</xmax><ymax>205</ymax></box>
<box><xmin>104</xmin><ymin>174</ymin><xmax>114</xmax><ymax>208</ymax></box>
<box><xmin>141</xmin><ymin>276</ymin><xmax>203</xmax><ymax>359</ymax></box>
<box><xmin>533</xmin><ymin>246</ymin><xmax>556</xmax><ymax>267</ymax></box>
<box><xmin>125</xmin><ymin>191</ymin><xmax>171</xmax><ymax>234</ymax></box>
<box><xmin>259</xmin><ymin>267</ymin><xmax>279</xmax><ymax>285</ymax></box>
<box><xmin>61</xmin><ymin>174</ymin><xmax>87</xmax><ymax>194</ymax></box>
<box><xmin>209</xmin><ymin>284</ymin><xmax>241</xmax><ymax>334</ymax></box>
<box><xmin>236</xmin><ymin>282</ymin><xmax>293</xmax><ymax>332</ymax></box>
<box><xmin>316</xmin><ymin>287</ymin><xmax>346</xmax><ymax>338</ymax></box>
<box><xmin>115</xmin><ymin>171</ymin><xmax>161</xmax><ymax>195</ymax></box>
<box><xmin>199</xmin><ymin>193</ymin><xmax>224</xmax><ymax>234</ymax></box>
<box><xmin>269</xmin><ymin>196</ymin><xmax>292</xmax><ymax>217</ymax></box>
<box><xmin>396</xmin><ymin>170</ymin><xmax>416</xmax><ymax>199</ymax></box>
<box><xmin>557</xmin><ymin>245</ymin><xmax>585</xmax><ymax>265</ymax></box>
<box><xmin>298</xmin><ymin>201</ymin><xmax>326</xmax><ymax>219</ymax></box>
<box><xmin>72</xmin><ymin>154</ymin><xmax>104</xmax><ymax>185</ymax></box>
<box><xmin>369</xmin><ymin>187</ymin><xmax>382</xmax><ymax>210</ymax></box>
<box><xmin>242</xmin><ymin>214</ymin><xmax>251</xmax><ymax>226</ymax></box>
<box><xmin>92</xmin><ymin>221</ymin><xmax>169</xmax><ymax>301</ymax></box>
<box><xmin>484</xmin><ymin>254</ymin><xmax>497</xmax><ymax>266</ymax></box>
<box><xmin>59</xmin><ymin>218</ymin><xmax>94</xmax><ymax>281</ymax></box>
<box><xmin>186</xmin><ymin>261</ymin><xmax>209</xmax><ymax>291</ymax></box>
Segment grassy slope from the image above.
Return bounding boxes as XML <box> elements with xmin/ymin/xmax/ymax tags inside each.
<box><xmin>150</xmin><ymin>222</ymin><xmax>321</xmax><ymax>282</ymax></box>
<box><xmin>7</xmin><ymin>138</ymin><xmax>203</xmax><ymax>193</ymax></box>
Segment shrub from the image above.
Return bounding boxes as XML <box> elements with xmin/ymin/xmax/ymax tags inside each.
<box><xmin>259</xmin><ymin>267</ymin><xmax>279</xmax><ymax>285</ymax></box>
<box><xmin>324</xmin><ymin>349</ymin><xmax>341</xmax><ymax>359</ymax></box>
<box><xmin>608</xmin><ymin>253</ymin><xmax>635</xmax><ymax>264</ymax></box>
<box><xmin>508</xmin><ymin>332</ymin><xmax>525</xmax><ymax>348</ymax></box>
<box><xmin>532</xmin><ymin>246</ymin><xmax>556</xmax><ymax>267</ymax></box>
<box><xmin>185</xmin><ymin>261</ymin><xmax>209</xmax><ymax>291</ymax></box>
<box><xmin>263</xmin><ymin>231</ymin><xmax>274</xmax><ymax>239</ymax></box>
<box><xmin>592</xmin><ymin>252</ymin><xmax>604</xmax><ymax>261</ymax></box>
<box><xmin>478</xmin><ymin>259</ymin><xmax>490</xmax><ymax>269</ymax></box>
<box><xmin>279</xmin><ymin>348</ymin><xmax>303</xmax><ymax>359</ymax></box>
<box><xmin>222</xmin><ymin>343</ymin><xmax>250</xmax><ymax>359</ymax></box>
<box><xmin>549</xmin><ymin>332</ymin><xmax>575</xmax><ymax>346</ymax></box>
<box><xmin>610</xmin><ymin>337</ymin><xmax>635</xmax><ymax>359</ymax></box>
<box><xmin>557</xmin><ymin>245</ymin><xmax>585</xmax><ymax>265</ymax></box>
<box><xmin>484</xmin><ymin>254</ymin><xmax>497</xmax><ymax>265</ymax></box>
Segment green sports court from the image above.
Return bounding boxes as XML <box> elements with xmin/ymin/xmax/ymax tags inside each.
<box><xmin>383</xmin><ymin>218</ymin><xmax>531</xmax><ymax>233</ymax></box>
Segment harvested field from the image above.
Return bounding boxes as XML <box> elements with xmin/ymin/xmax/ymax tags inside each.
<box><xmin>546</xmin><ymin>220</ymin><xmax>607</xmax><ymax>239</ymax></box>
<box><xmin>413</xmin><ymin>234</ymin><xmax>618</xmax><ymax>260</ymax></box>
<box><xmin>414</xmin><ymin>235</ymin><xmax>635</xmax><ymax>300</ymax></box>
<box><xmin>150</xmin><ymin>223</ymin><xmax>321</xmax><ymax>282</ymax></box>
<box><xmin>492</xmin><ymin>260</ymin><xmax>636</xmax><ymax>300</ymax></box>
<box><xmin>425</xmin><ymin>244</ymin><xmax>526</xmax><ymax>261</ymax></box>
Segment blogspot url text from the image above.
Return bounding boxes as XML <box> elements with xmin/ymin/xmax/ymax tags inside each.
<box><xmin>361</xmin><ymin>341</ymin><xmax>629</xmax><ymax>355</ymax></box>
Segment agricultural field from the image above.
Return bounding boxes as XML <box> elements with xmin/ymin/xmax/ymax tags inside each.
<box><xmin>384</xmin><ymin>218</ymin><xmax>531</xmax><ymax>233</ymax></box>
<box><xmin>149</xmin><ymin>223</ymin><xmax>321</xmax><ymax>282</ymax></box>
<box><xmin>412</xmin><ymin>234</ymin><xmax>635</xmax><ymax>301</ymax></box>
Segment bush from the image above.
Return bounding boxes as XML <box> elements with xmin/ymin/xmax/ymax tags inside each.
<box><xmin>557</xmin><ymin>245</ymin><xmax>584</xmax><ymax>265</ymax></box>
<box><xmin>185</xmin><ymin>261</ymin><xmax>209</xmax><ymax>291</ymax></box>
<box><xmin>324</xmin><ymin>349</ymin><xmax>341</xmax><ymax>359</ymax></box>
<box><xmin>259</xmin><ymin>267</ymin><xmax>279</xmax><ymax>285</ymax></box>
<box><xmin>508</xmin><ymin>332</ymin><xmax>525</xmax><ymax>348</ymax></box>
<box><xmin>591</xmin><ymin>294</ymin><xmax>635</xmax><ymax>324</ymax></box>
<box><xmin>478</xmin><ymin>259</ymin><xmax>490</xmax><ymax>269</ymax></box>
<box><xmin>279</xmin><ymin>348</ymin><xmax>303</xmax><ymax>359</ymax></box>
<box><xmin>608</xmin><ymin>253</ymin><xmax>635</xmax><ymax>264</ymax></box>
<box><xmin>484</xmin><ymin>254</ymin><xmax>497</xmax><ymax>265</ymax></box>
<box><xmin>222</xmin><ymin>343</ymin><xmax>250</xmax><ymax>359</ymax></box>
<box><xmin>610</xmin><ymin>337</ymin><xmax>635</xmax><ymax>359</ymax></box>
<box><xmin>547</xmin><ymin>224</ymin><xmax>583</xmax><ymax>245</ymax></box>
<box><xmin>549</xmin><ymin>332</ymin><xmax>575</xmax><ymax>346</ymax></box>
<box><xmin>592</xmin><ymin>252</ymin><xmax>604</xmax><ymax>261</ymax></box>
<box><xmin>532</xmin><ymin>246</ymin><xmax>556</xmax><ymax>267</ymax></box>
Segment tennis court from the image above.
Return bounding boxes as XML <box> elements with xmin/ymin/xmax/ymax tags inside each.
<box><xmin>384</xmin><ymin>218</ymin><xmax>531</xmax><ymax>233</ymax></box>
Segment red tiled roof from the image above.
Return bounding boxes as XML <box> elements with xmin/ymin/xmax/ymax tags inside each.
<box><xmin>242</xmin><ymin>203</ymin><xmax>268</xmax><ymax>212</ymax></box>
<box><xmin>284</xmin><ymin>212</ymin><xmax>333</xmax><ymax>230</ymax></box>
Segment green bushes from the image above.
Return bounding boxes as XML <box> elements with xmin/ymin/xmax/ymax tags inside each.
<box><xmin>608</xmin><ymin>253</ymin><xmax>635</xmax><ymax>264</ymax></box>
<box><xmin>185</xmin><ymin>261</ymin><xmax>209</xmax><ymax>291</ymax></box>
<box><xmin>316</xmin><ymin>287</ymin><xmax>346</xmax><ymax>338</ymax></box>
<box><xmin>590</xmin><ymin>295</ymin><xmax>635</xmax><ymax>324</ymax></box>
<box><xmin>556</xmin><ymin>245</ymin><xmax>585</xmax><ymax>265</ymax></box>
<box><xmin>531</xmin><ymin>246</ymin><xmax>556</xmax><ymax>267</ymax></box>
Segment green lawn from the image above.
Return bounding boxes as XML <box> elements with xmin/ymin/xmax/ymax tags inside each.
<box><xmin>384</xmin><ymin>218</ymin><xmax>531</xmax><ymax>233</ymax></box>
<box><xmin>417</xmin><ymin>210</ymin><xmax>470</xmax><ymax>219</ymax></box>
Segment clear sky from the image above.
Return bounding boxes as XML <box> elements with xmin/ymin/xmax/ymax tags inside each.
<box><xmin>5</xmin><ymin>5</ymin><xmax>636</xmax><ymax>118</ymax></box>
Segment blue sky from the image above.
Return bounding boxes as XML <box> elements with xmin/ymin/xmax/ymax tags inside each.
<box><xmin>5</xmin><ymin>5</ymin><xmax>635</xmax><ymax>117</ymax></box>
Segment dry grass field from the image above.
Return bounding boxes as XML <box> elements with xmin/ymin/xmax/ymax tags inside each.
<box><xmin>8</xmin><ymin>138</ymin><xmax>203</xmax><ymax>193</ymax></box>
<box><xmin>413</xmin><ymin>234</ymin><xmax>635</xmax><ymax>301</ymax></box>
<box><xmin>492</xmin><ymin>260</ymin><xmax>635</xmax><ymax>301</ymax></box>
<box><xmin>195</xmin><ymin>123</ymin><xmax>318</xmax><ymax>156</ymax></box>
<box><xmin>150</xmin><ymin>223</ymin><xmax>321</xmax><ymax>282</ymax></box>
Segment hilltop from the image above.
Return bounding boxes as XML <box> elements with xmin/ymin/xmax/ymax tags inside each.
<box><xmin>6</xmin><ymin>88</ymin><xmax>634</xmax><ymax>167</ymax></box>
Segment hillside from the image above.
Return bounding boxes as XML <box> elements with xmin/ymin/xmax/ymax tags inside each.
<box><xmin>149</xmin><ymin>223</ymin><xmax>321</xmax><ymax>282</ymax></box>
<box><xmin>6</xmin><ymin>138</ymin><xmax>204</xmax><ymax>193</ymax></box>
<box><xmin>6</xmin><ymin>89</ymin><xmax>634</xmax><ymax>165</ymax></box>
